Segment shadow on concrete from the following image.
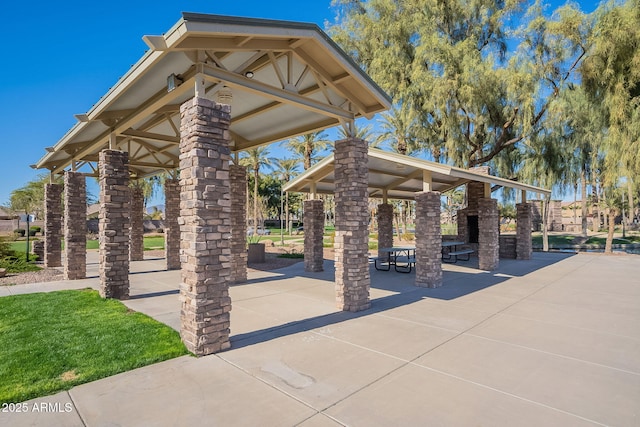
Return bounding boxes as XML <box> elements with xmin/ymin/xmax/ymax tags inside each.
<box><xmin>230</xmin><ymin>252</ymin><xmax>575</xmax><ymax>350</ymax></box>
<box><xmin>129</xmin><ymin>289</ymin><xmax>179</xmax><ymax>300</ymax></box>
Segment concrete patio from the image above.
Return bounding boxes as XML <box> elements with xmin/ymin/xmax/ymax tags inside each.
<box><xmin>1</xmin><ymin>251</ymin><xmax>639</xmax><ymax>426</ymax></box>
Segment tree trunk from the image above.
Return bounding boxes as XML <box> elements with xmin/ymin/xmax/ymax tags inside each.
<box><xmin>285</xmin><ymin>192</ymin><xmax>290</xmax><ymax>235</ymax></box>
<box><xmin>573</xmin><ymin>183</ymin><xmax>578</xmax><ymax>226</ymax></box>
<box><xmin>253</xmin><ymin>168</ymin><xmax>259</xmax><ymax>235</ymax></box>
<box><xmin>591</xmin><ymin>177</ymin><xmax>599</xmax><ymax>232</ymax></box>
<box><xmin>604</xmin><ymin>209</ymin><xmax>616</xmax><ymax>253</ymax></box>
<box><xmin>627</xmin><ymin>178</ymin><xmax>634</xmax><ymax>225</ymax></box>
<box><xmin>581</xmin><ymin>169</ymin><xmax>588</xmax><ymax>237</ymax></box>
<box><xmin>542</xmin><ymin>196</ymin><xmax>550</xmax><ymax>252</ymax></box>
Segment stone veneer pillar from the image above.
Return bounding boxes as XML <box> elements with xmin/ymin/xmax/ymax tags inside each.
<box><xmin>304</xmin><ymin>199</ymin><xmax>324</xmax><ymax>272</ymax></box>
<box><xmin>164</xmin><ymin>178</ymin><xmax>181</xmax><ymax>270</ymax></box>
<box><xmin>230</xmin><ymin>165</ymin><xmax>247</xmax><ymax>283</ymax></box>
<box><xmin>179</xmin><ymin>97</ymin><xmax>232</xmax><ymax>355</ymax></box>
<box><xmin>415</xmin><ymin>192</ymin><xmax>443</xmax><ymax>288</ymax></box>
<box><xmin>516</xmin><ymin>202</ymin><xmax>533</xmax><ymax>260</ymax></box>
<box><xmin>334</xmin><ymin>137</ymin><xmax>370</xmax><ymax>312</ymax></box>
<box><xmin>129</xmin><ymin>186</ymin><xmax>144</xmax><ymax>261</ymax></box>
<box><xmin>99</xmin><ymin>150</ymin><xmax>130</xmax><ymax>299</ymax></box>
<box><xmin>478</xmin><ymin>198</ymin><xmax>499</xmax><ymax>271</ymax></box>
<box><xmin>44</xmin><ymin>183</ymin><xmax>62</xmax><ymax>267</ymax></box>
<box><xmin>64</xmin><ymin>171</ymin><xmax>86</xmax><ymax>280</ymax></box>
<box><xmin>376</xmin><ymin>203</ymin><xmax>393</xmax><ymax>259</ymax></box>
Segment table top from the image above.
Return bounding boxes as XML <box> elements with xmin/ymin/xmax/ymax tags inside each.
<box><xmin>379</xmin><ymin>246</ymin><xmax>416</xmax><ymax>253</ymax></box>
<box><xmin>441</xmin><ymin>241</ymin><xmax>465</xmax><ymax>247</ymax></box>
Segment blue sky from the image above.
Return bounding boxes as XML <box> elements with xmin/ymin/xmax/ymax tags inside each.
<box><xmin>0</xmin><ymin>0</ymin><xmax>601</xmax><ymax>208</ymax></box>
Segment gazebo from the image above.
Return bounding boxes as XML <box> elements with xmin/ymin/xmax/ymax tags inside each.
<box><xmin>34</xmin><ymin>13</ymin><xmax>391</xmax><ymax>355</ymax></box>
<box><xmin>284</xmin><ymin>148</ymin><xmax>551</xmax><ymax>285</ymax></box>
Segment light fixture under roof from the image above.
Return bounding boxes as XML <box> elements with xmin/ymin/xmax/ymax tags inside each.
<box><xmin>216</xmin><ymin>86</ymin><xmax>233</xmax><ymax>105</ymax></box>
<box><xmin>167</xmin><ymin>73</ymin><xmax>183</xmax><ymax>92</ymax></box>
<box><xmin>244</xmin><ymin>70</ymin><xmax>254</xmax><ymax>79</ymax></box>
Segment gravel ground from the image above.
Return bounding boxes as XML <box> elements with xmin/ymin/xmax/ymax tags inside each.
<box><xmin>0</xmin><ymin>267</ymin><xmax>63</xmax><ymax>286</ymax></box>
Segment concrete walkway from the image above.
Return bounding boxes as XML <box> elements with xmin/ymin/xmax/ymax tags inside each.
<box><xmin>1</xmin><ymin>252</ymin><xmax>639</xmax><ymax>426</ymax></box>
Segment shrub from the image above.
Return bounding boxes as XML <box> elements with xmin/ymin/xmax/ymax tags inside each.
<box><xmin>0</xmin><ymin>252</ymin><xmax>41</xmax><ymax>273</ymax></box>
<box><xmin>14</xmin><ymin>229</ymin><xmax>25</xmax><ymax>237</ymax></box>
<box><xmin>400</xmin><ymin>232</ymin><xmax>415</xmax><ymax>241</ymax></box>
<box><xmin>30</xmin><ymin>226</ymin><xmax>41</xmax><ymax>233</ymax></box>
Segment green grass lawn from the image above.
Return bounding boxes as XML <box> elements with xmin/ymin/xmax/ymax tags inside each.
<box><xmin>9</xmin><ymin>236</ymin><xmax>167</xmax><ymax>252</ymax></box>
<box><xmin>532</xmin><ymin>233</ymin><xmax>640</xmax><ymax>247</ymax></box>
<box><xmin>0</xmin><ymin>289</ymin><xmax>189</xmax><ymax>404</ymax></box>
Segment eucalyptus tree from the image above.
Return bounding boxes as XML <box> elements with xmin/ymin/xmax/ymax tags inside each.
<box><xmin>281</xmin><ymin>131</ymin><xmax>332</xmax><ymax>170</ymax></box>
<box><xmin>7</xmin><ymin>174</ymin><xmax>65</xmax><ymax>222</ymax></box>
<box><xmin>240</xmin><ymin>147</ymin><xmax>275</xmax><ymax>235</ymax></box>
<box><xmin>330</xmin><ymin>0</ymin><xmax>590</xmax><ymax>177</ymax></box>
<box><xmin>581</xmin><ymin>0</ymin><xmax>640</xmax><ymax>228</ymax></box>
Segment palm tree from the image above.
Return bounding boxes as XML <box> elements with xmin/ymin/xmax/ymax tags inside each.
<box><xmin>375</xmin><ymin>106</ymin><xmax>422</xmax><ymax>156</ymax></box>
<box><xmin>281</xmin><ymin>131</ymin><xmax>331</xmax><ymax>170</ymax></box>
<box><xmin>337</xmin><ymin>122</ymin><xmax>375</xmax><ymax>143</ymax></box>
<box><xmin>240</xmin><ymin>147</ymin><xmax>275</xmax><ymax>235</ymax></box>
<box><xmin>275</xmin><ymin>158</ymin><xmax>301</xmax><ymax>233</ymax></box>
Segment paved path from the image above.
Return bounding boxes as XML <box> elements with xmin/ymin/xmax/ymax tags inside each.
<box><xmin>1</xmin><ymin>252</ymin><xmax>639</xmax><ymax>426</ymax></box>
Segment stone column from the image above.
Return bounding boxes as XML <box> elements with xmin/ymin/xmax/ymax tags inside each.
<box><xmin>457</xmin><ymin>208</ymin><xmax>468</xmax><ymax>242</ymax></box>
<box><xmin>164</xmin><ymin>178</ymin><xmax>181</xmax><ymax>270</ymax></box>
<box><xmin>334</xmin><ymin>137</ymin><xmax>370</xmax><ymax>312</ymax></box>
<box><xmin>32</xmin><ymin>241</ymin><xmax>44</xmax><ymax>262</ymax></box>
<box><xmin>99</xmin><ymin>150</ymin><xmax>130</xmax><ymax>299</ymax></box>
<box><xmin>44</xmin><ymin>183</ymin><xmax>62</xmax><ymax>267</ymax></box>
<box><xmin>64</xmin><ymin>171</ymin><xmax>86</xmax><ymax>280</ymax></box>
<box><xmin>304</xmin><ymin>199</ymin><xmax>324</xmax><ymax>272</ymax></box>
<box><xmin>376</xmin><ymin>203</ymin><xmax>393</xmax><ymax>259</ymax></box>
<box><xmin>230</xmin><ymin>165</ymin><xmax>247</xmax><ymax>283</ymax></box>
<box><xmin>415</xmin><ymin>192</ymin><xmax>442</xmax><ymax>288</ymax></box>
<box><xmin>478</xmin><ymin>198</ymin><xmax>499</xmax><ymax>271</ymax></box>
<box><xmin>179</xmin><ymin>97</ymin><xmax>232</xmax><ymax>355</ymax></box>
<box><xmin>516</xmin><ymin>202</ymin><xmax>533</xmax><ymax>260</ymax></box>
<box><xmin>129</xmin><ymin>186</ymin><xmax>144</xmax><ymax>261</ymax></box>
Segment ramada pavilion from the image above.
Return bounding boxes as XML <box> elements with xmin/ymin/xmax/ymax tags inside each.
<box><xmin>35</xmin><ymin>13</ymin><xmax>549</xmax><ymax>356</ymax></box>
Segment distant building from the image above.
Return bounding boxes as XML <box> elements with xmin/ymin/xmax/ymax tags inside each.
<box><xmin>0</xmin><ymin>207</ymin><xmax>15</xmax><ymax>220</ymax></box>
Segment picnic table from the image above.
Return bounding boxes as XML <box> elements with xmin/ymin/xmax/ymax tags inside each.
<box><xmin>441</xmin><ymin>241</ymin><xmax>473</xmax><ymax>263</ymax></box>
<box><xmin>373</xmin><ymin>246</ymin><xmax>416</xmax><ymax>273</ymax></box>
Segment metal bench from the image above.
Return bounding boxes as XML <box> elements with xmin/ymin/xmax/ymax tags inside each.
<box><xmin>442</xmin><ymin>249</ymin><xmax>474</xmax><ymax>263</ymax></box>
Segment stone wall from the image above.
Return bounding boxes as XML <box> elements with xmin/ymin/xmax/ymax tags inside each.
<box><xmin>516</xmin><ymin>202</ymin><xmax>533</xmax><ymax>260</ymax></box>
<box><xmin>179</xmin><ymin>97</ymin><xmax>232</xmax><ymax>355</ymax></box>
<box><xmin>44</xmin><ymin>183</ymin><xmax>62</xmax><ymax>267</ymax></box>
<box><xmin>229</xmin><ymin>165</ymin><xmax>247</xmax><ymax>282</ymax></box>
<box><xmin>499</xmin><ymin>235</ymin><xmax>517</xmax><ymax>259</ymax></box>
<box><xmin>64</xmin><ymin>171</ymin><xmax>86</xmax><ymax>280</ymax></box>
<box><xmin>164</xmin><ymin>179</ymin><xmax>181</xmax><ymax>270</ymax></box>
<box><xmin>334</xmin><ymin>137</ymin><xmax>370</xmax><ymax>312</ymax></box>
<box><xmin>304</xmin><ymin>199</ymin><xmax>324</xmax><ymax>272</ymax></box>
<box><xmin>531</xmin><ymin>200</ymin><xmax>562</xmax><ymax>232</ymax></box>
<box><xmin>99</xmin><ymin>150</ymin><xmax>130</xmax><ymax>299</ymax></box>
<box><xmin>415</xmin><ymin>191</ymin><xmax>442</xmax><ymax>288</ymax></box>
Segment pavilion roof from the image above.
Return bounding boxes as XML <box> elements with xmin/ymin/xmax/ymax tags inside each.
<box><xmin>35</xmin><ymin>13</ymin><xmax>391</xmax><ymax>178</ymax></box>
<box><xmin>283</xmin><ymin>148</ymin><xmax>551</xmax><ymax>199</ymax></box>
